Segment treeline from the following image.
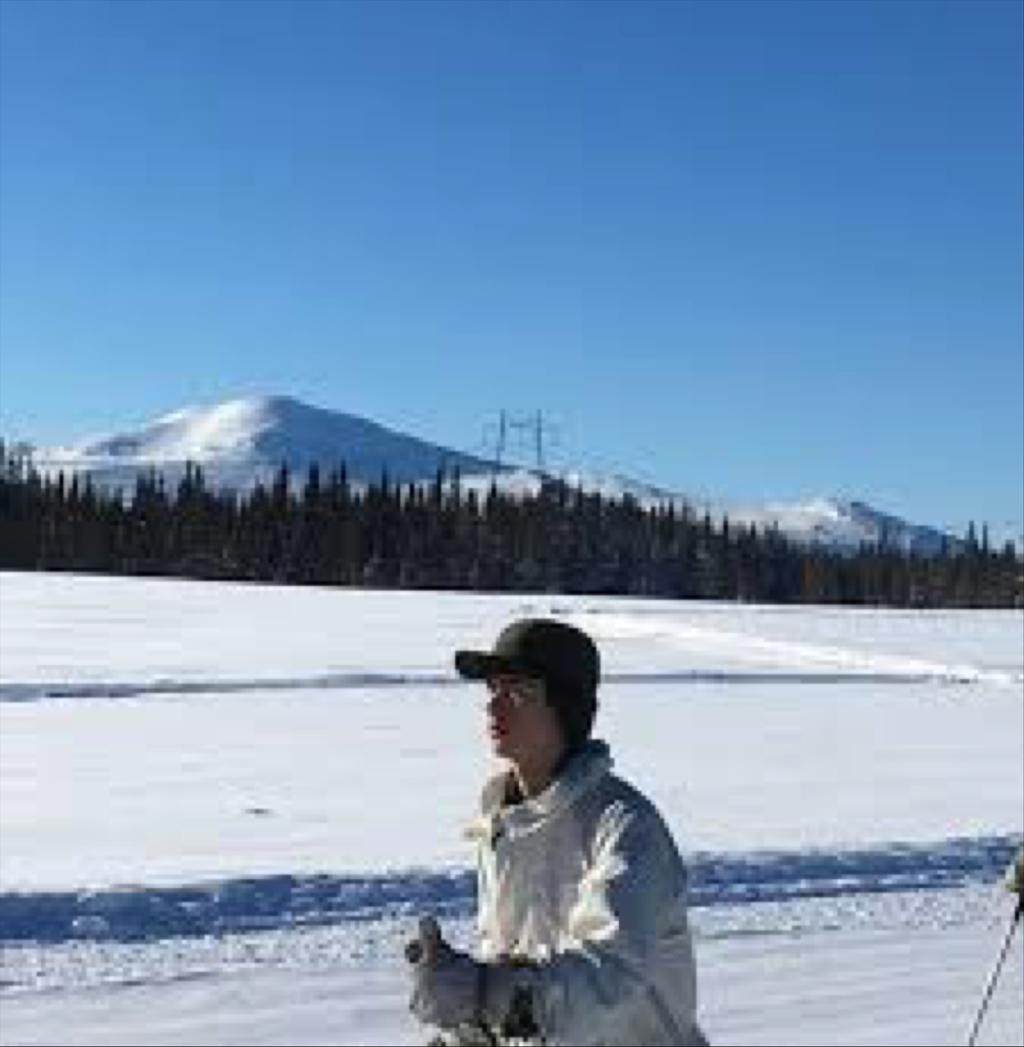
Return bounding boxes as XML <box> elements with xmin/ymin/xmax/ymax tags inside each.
<box><xmin>0</xmin><ymin>451</ymin><xmax>1020</xmax><ymax>608</ymax></box>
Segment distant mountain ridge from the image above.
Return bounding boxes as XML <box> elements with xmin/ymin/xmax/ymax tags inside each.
<box><xmin>34</xmin><ymin>395</ymin><xmax>969</xmax><ymax>555</ymax></box>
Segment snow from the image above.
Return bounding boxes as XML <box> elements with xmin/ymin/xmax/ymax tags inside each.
<box><xmin>2</xmin><ymin>924</ymin><xmax>1021</xmax><ymax>1047</ymax></box>
<box><xmin>0</xmin><ymin>571</ymin><xmax>1021</xmax><ymax>1045</ymax></box>
<box><xmin>36</xmin><ymin>395</ymin><xmax>496</xmax><ymax>491</ymax></box>
<box><xmin>44</xmin><ymin>399</ymin><xmax>268</xmax><ymax>466</ymax></box>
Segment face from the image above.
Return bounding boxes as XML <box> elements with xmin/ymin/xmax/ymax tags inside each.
<box><xmin>484</xmin><ymin>674</ymin><xmax>564</xmax><ymax>764</ymax></box>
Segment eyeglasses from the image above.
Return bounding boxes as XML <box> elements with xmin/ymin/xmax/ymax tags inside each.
<box><xmin>486</xmin><ymin>675</ymin><xmax>546</xmax><ymax>708</ymax></box>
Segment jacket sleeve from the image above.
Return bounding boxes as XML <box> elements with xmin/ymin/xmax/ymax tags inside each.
<box><xmin>525</xmin><ymin>799</ymin><xmax>697</xmax><ymax>1045</ymax></box>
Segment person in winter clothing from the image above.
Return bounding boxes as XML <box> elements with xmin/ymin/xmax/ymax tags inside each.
<box><xmin>406</xmin><ymin>618</ymin><xmax>708</xmax><ymax>1046</ymax></box>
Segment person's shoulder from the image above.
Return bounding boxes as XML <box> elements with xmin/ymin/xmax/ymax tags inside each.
<box><xmin>585</xmin><ymin>775</ymin><xmax>687</xmax><ymax>882</ymax></box>
<box><xmin>615</xmin><ymin>772</ymin><xmax>667</xmax><ymax>815</ymax></box>
<box><xmin>569</xmin><ymin>742</ymin><xmax>674</xmax><ymax>839</ymax></box>
<box><xmin>590</xmin><ymin>769</ymin><xmax>672</xmax><ymax>837</ymax></box>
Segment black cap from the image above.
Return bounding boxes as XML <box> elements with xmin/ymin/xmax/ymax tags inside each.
<box><xmin>455</xmin><ymin>619</ymin><xmax>600</xmax><ymax>746</ymax></box>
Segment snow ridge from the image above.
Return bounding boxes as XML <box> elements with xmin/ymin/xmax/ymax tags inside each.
<box><xmin>2</xmin><ymin>667</ymin><xmax>1016</xmax><ymax>704</ymax></box>
<box><xmin>2</xmin><ymin>835</ymin><xmax>1017</xmax><ymax>945</ymax></box>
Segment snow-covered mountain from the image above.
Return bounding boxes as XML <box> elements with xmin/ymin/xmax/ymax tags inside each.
<box><xmin>34</xmin><ymin>395</ymin><xmax>965</xmax><ymax>554</ymax></box>
<box><xmin>711</xmin><ymin>495</ymin><xmax>963</xmax><ymax>556</ymax></box>
<box><xmin>459</xmin><ymin>470</ymin><xmax>962</xmax><ymax>555</ymax></box>
<box><xmin>37</xmin><ymin>396</ymin><xmax>497</xmax><ymax>492</ymax></box>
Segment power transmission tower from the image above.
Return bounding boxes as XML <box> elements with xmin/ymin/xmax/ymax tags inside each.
<box><xmin>490</xmin><ymin>410</ymin><xmax>555</xmax><ymax>474</ymax></box>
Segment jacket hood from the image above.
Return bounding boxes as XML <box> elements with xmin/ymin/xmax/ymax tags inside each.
<box><xmin>468</xmin><ymin>740</ymin><xmax>613</xmax><ymax>843</ymax></box>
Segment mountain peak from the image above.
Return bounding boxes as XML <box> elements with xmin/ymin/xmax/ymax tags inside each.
<box><xmin>40</xmin><ymin>395</ymin><xmax>496</xmax><ymax>490</ymax></box>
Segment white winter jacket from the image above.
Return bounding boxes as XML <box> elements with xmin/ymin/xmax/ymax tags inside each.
<box><xmin>467</xmin><ymin>740</ymin><xmax>707</xmax><ymax>1046</ymax></box>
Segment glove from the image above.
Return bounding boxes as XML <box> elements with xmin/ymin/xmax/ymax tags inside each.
<box><xmin>406</xmin><ymin>917</ymin><xmax>486</xmax><ymax>1031</ymax></box>
<box><xmin>405</xmin><ymin>917</ymin><xmax>540</xmax><ymax>1037</ymax></box>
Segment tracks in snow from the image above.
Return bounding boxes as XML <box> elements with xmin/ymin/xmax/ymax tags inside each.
<box><xmin>1</xmin><ymin>834</ymin><xmax>1018</xmax><ymax>945</ymax></box>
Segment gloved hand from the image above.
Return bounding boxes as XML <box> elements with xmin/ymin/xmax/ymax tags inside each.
<box><xmin>406</xmin><ymin>916</ymin><xmax>486</xmax><ymax>1031</ymax></box>
<box><xmin>405</xmin><ymin>917</ymin><xmax>540</xmax><ymax>1037</ymax></box>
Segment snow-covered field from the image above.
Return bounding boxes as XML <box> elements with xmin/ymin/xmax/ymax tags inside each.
<box><xmin>0</xmin><ymin>571</ymin><xmax>1021</xmax><ymax>1046</ymax></box>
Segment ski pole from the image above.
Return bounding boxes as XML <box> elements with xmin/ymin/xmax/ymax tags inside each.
<box><xmin>966</xmin><ymin>847</ymin><xmax>1024</xmax><ymax>1047</ymax></box>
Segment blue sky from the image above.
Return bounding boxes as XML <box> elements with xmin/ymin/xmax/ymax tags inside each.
<box><xmin>1</xmin><ymin>0</ymin><xmax>1021</xmax><ymax>536</ymax></box>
